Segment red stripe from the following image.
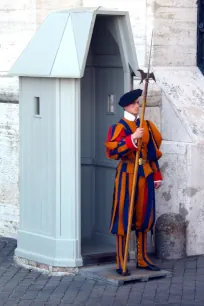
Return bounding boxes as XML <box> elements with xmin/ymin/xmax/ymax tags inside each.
<box><xmin>106</xmin><ymin>126</ymin><xmax>112</xmax><ymax>157</ymax></box>
<box><xmin>125</xmin><ymin>134</ymin><xmax>137</xmax><ymax>149</ymax></box>
<box><xmin>154</xmin><ymin>171</ymin><xmax>162</xmax><ymax>181</ymax></box>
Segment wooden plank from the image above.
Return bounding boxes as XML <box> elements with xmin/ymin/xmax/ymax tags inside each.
<box><xmin>79</xmin><ymin>261</ymin><xmax>172</xmax><ymax>285</ymax></box>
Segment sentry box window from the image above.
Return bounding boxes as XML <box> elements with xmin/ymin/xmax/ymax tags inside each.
<box><xmin>34</xmin><ymin>97</ymin><xmax>41</xmax><ymax>117</ymax></box>
<box><xmin>107</xmin><ymin>94</ymin><xmax>115</xmax><ymax>115</ymax></box>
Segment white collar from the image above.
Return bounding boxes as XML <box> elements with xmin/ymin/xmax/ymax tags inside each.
<box><xmin>124</xmin><ymin>111</ymin><xmax>139</xmax><ymax>121</ymax></box>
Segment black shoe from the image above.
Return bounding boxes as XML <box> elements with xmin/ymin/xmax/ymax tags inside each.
<box><xmin>137</xmin><ymin>264</ymin><xmax>160</xmax><ymax>271</ymax></box>
<box><xmin>116</xmin><ymin>268</ymin><xmax>131</xmax><ymax>276</ymax></box>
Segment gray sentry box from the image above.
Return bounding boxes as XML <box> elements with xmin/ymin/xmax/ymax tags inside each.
<box><xmin>8</xmin><ymin>7</ymin><xmax>139</xmax><ymax>269</ymax></box>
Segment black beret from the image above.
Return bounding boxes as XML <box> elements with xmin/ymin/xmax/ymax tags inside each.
<box><xmin>118</xmin><ymin>89</ymin><xmax>143</xmax><ymax>107</ymax></box>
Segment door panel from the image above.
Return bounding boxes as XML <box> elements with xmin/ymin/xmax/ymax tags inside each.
<box><xmin>93</xmin><ymin>67</ymin><xmax>124</xmax><ymax>243</ymax></box>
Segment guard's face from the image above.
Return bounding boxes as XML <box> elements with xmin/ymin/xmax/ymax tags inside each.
<box><xmin>125</xmin><ymin>98</ymin><xmax>140</xmax><ymax>116</ymax></box>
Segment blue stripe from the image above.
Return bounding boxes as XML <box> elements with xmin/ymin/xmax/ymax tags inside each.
<box><xmin>141</xmin><ymin>173</ymin><xmax>154</xmax><ymax>231</ymax></box>
<box><xmin>111</xmin><ymin>124</ymin><xmax>117</xmax><ymax>138</ymax></box>
<box><xmin>138</xmin><ymin>165</ymin><xmax>145</xmax><ymax>177</ymax></box>
<box><xmin>147</xmin><ymin>120</ymin><xmax>159</xmax><ymax>148</ymax></box>
<box><xmin>123</xmin><ymin>174</ymin><xmax>129</xmax><ymax>233</ymax></box>
<box><xmin>119</xmin><ymin>119</ymin><xmax>132</xmax><ymax>135</ymax></box>
<box><xmin>154</xmin><ymin>160</ymin><xmax>159</xmax><ymax>171</ymax></box>
<box><xmin>121</xmin><ymin>163</ymin><xmax>127</xmax><ymax>173</ymax></box>
<box><xmin>110</xmin><ymin>142</ymin><xmax>129</xmax><ymax>158</ymax></box>
<box><xmin>118</xmin><ymin>149</ymin><xmax>129</xmax><ymax>158</ymax></box>
<box><xmin>147</xmin><ymin>131</ymin><xmax>157</xmax><ymax>160</ymax></box>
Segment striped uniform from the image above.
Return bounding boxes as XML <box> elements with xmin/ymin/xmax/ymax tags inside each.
<box><xmin>105</xmin><ymin>117</ymin><xmax>162</xmax><ymax>272</ymax></box>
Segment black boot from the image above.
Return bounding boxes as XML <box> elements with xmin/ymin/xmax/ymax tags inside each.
<box><xmin>116</xmin><ymin>268</ymin><xmax>131</xmax><ymax>276</ymax></box>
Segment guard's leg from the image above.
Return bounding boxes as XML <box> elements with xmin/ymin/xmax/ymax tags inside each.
<box><xmin>136</xmin><ymin>231</ymin><xmax>160</xmax><ymax>271</ymax></box>
<box><xmin>116</xmin><ymin>235</ymin><xmax>130</xmax><ymax>276</ymax></box>
<box><xmin>135</xmin><ymin>174</ymin><xmax>160</xmax><ymax>271</ymax></box>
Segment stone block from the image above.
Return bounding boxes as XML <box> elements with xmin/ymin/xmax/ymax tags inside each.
<box><xmin>154</xmin><ymin>0</ymin><xmax>197</xmax><ymax>8</ymax></box>
<box><xmin>151</xmin><ymin>45</ymin><xmax>196</xmax><ymax>66</ymax></box>
<box><xmin>153</xmin><ymin>19</ymin><xmax>196</xmax><ymax>47</ymax></box>
<box><xmin>155</xmin><ymin>213</ymin><xmax>186</xmax><ymax>260</ymax></box>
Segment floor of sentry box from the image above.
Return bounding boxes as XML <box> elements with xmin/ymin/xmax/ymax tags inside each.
<box><xmin>81</xmin><ymin>239</ymin><xmax>116</xmax><ymax>266</ymax></box>
<box><xmin>79</xmin><ymin>261</ymin><xmax>172</xmax><ymax>285</ymax></box>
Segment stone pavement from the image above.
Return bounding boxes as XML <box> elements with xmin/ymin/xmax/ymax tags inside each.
<box><xmin>0</xmin><ymin>237</ymin><xmax>204</xmax><ymax>306</ymax></box>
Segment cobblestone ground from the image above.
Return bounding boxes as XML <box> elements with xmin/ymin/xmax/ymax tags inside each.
<box><xmin>0</xmin><ymin>237</ymin><xmax>204</xmax><ymax>306</ymax></box>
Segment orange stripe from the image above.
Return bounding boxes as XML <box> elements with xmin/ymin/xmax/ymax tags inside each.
<box><xmin>137</xmin><ymin>232</ymin><xmax>147</xmax><ymax>267</ymax></box>
<box><xmin>148</xmin><ymin>121</ymin><xmax>162</xmax><ymax>148</ymax></box>
<box><xmin>135</xmin><ymin>177</ymin><xmax>145</xmax><ymax>230</ymax></box>
<box><xmin>123</xmin><ymin>119</ymin><xmax>136</xmax><ymax>133</ymax></box>
<box><xmin>118</xmin><ymin>172</ymin><xmax>126</xmax><ymax>235</ymax></box>
<box><xmin>142</xmin><ymin>121</ymin><xmax>149</xmax><ymax>145</ymax></box>
<box><xmin>147</xmin><ymin>211</ymin><xmax>153</xmax><ymax>232</ymax></box>
<box><xmin>110</xmin><ymin>154</ymin><xmax>119</xmax><ymax>160</ymax></box>
<box><xmin>104</xmin><ymin>141</ymin><xmax>118</xmax><ymax>150</ymax></box>
<box><xmin>118</xmin><ymin>144</ymin><xmax>128</xmax><ymax>153</ymax></box>
<box><xmin>148</xmin><ymin>121</ymin><xmax>162</xmax><ymax>159</ymax></box>
<box><xmin>111</xmin><ymin>124</ymin><xmax>123</xmax><ymax>141</ymax></box>
<box><xmin>128</xmin><ymin>173</ymin><xmax>133</xmax><ymax>202</ymax></box>
<box><xmin>143</xmin><ymin>232</ymin><xmax>154</xmax><ymax>264</ymax></box>
<box><xmin>151</xmin><ymin>161</ymin><xmax>157</xmax><ymax>172</ymax></box>
<box><xmin>110</xmin><ymin>163</ymin><xmax>122</xmax><ymax>231</ymax></box>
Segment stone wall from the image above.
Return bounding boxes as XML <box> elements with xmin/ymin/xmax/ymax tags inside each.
<box><xmin>0</xmin><ymin>103</ymin><xmax>19</xmax><ymax>237</ymax></box>
<box><xmin>155</xmin><ymin>67</ymin><xmax>204</xmax><ymax>256</ymax></box>
<box><xmin>0</xmin><ymin>0</ymin><xmax>82</xmax><ymax>236</ymax></box>
<box><xmin>149</xmin><ymin>0</ymin><xmax>197</xmax><ymax>66</ymax></box>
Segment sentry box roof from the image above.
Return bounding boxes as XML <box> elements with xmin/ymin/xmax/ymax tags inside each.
<box><xmin>8</xmin><ymin>7</ymin><xmax>139</xmax><ymax>78</ymax></box>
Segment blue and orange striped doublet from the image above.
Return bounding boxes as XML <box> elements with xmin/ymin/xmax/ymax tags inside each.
<box><xmin>104</xmin><ymin>118</ymin><xmax>162</xmax><ymax>236</ymax></box>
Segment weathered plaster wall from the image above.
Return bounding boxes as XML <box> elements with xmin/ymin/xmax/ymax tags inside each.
<box><xmin>149</xmin><ymin>0</ymin><xmax>197</xmax><ymax>66</ymax></box>
<box><xmin>0</xmin><ymin>103</ymin><xmax>19</xmax><ymax>237</ymax></box>
<box><xmin>156</xmin><ymin>68</ymin><xmax>204</xmax><ymax>256</ymax></box>
<box><xmin>83</xmin><ymin>0</ymin><xmax>197</xmax><ymax>67</ymax></box>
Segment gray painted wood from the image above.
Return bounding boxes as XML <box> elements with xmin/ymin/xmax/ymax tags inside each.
<box><xmin>8</xmin><ymin>8</ymin><xmax>138</xmax><ymax>78</ymax></box>
<box><xmin>51</xmin><ymin>17</ymin><xmax>80</xmax><ymax>77</ymax></box>
<box><xmin>12</xmin><ymin>8</ymin><xmax>139</xmax><ymax>267</ymax></box>
<box><xmin>81</xmin><ymin>67</ymin><xmax>95</xmax><ymax>240</ymax></box>
<box><xmin>16</xmin><ymin>77</ymin><xmax>83</xmax><ymax>267</ymax></box>
<box><xmin>19</xmin><ymin>77</ymin><xmax>57</xmax><ymax>236</ymax></box>
<box><xmin>81</xmin><ymin>16</ymin><xmax>124</xmax><ymax>251</ymax></box>
<box><xmin>94</xmin><ymin>67</ymin><xmax>124</xmax><ymax>245</ymax></box>
<box><xmin>10</xmin><ymin>14</ymin><xmax>69</xmax><ymax>77</ymax></box>
<box><xmin>71</xmin><ymin>12</ymin><xmax>95</xmax><ymax>71</ymax></box>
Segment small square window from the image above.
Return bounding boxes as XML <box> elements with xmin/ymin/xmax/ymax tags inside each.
<box><xmin>107</xmin><ymin>94</ymin><xmax>115</xmax><ymax>115</ymax></box>
<box><xmin>34</xmin><ymin>97</ymin><xmax>40</xmax><ymax>116</ymax></box>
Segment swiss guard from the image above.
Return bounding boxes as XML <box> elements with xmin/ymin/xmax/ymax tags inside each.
<box><xmin>104</xmin><ymin>88</ymin><xmax>163</xmax><ymax>276</ymax></box>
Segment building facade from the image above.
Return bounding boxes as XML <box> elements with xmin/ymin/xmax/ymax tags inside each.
<box><xmin>1</xmin><ymin>0</ymin><xmax>203</xmax><ymax>257</ymax></box>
